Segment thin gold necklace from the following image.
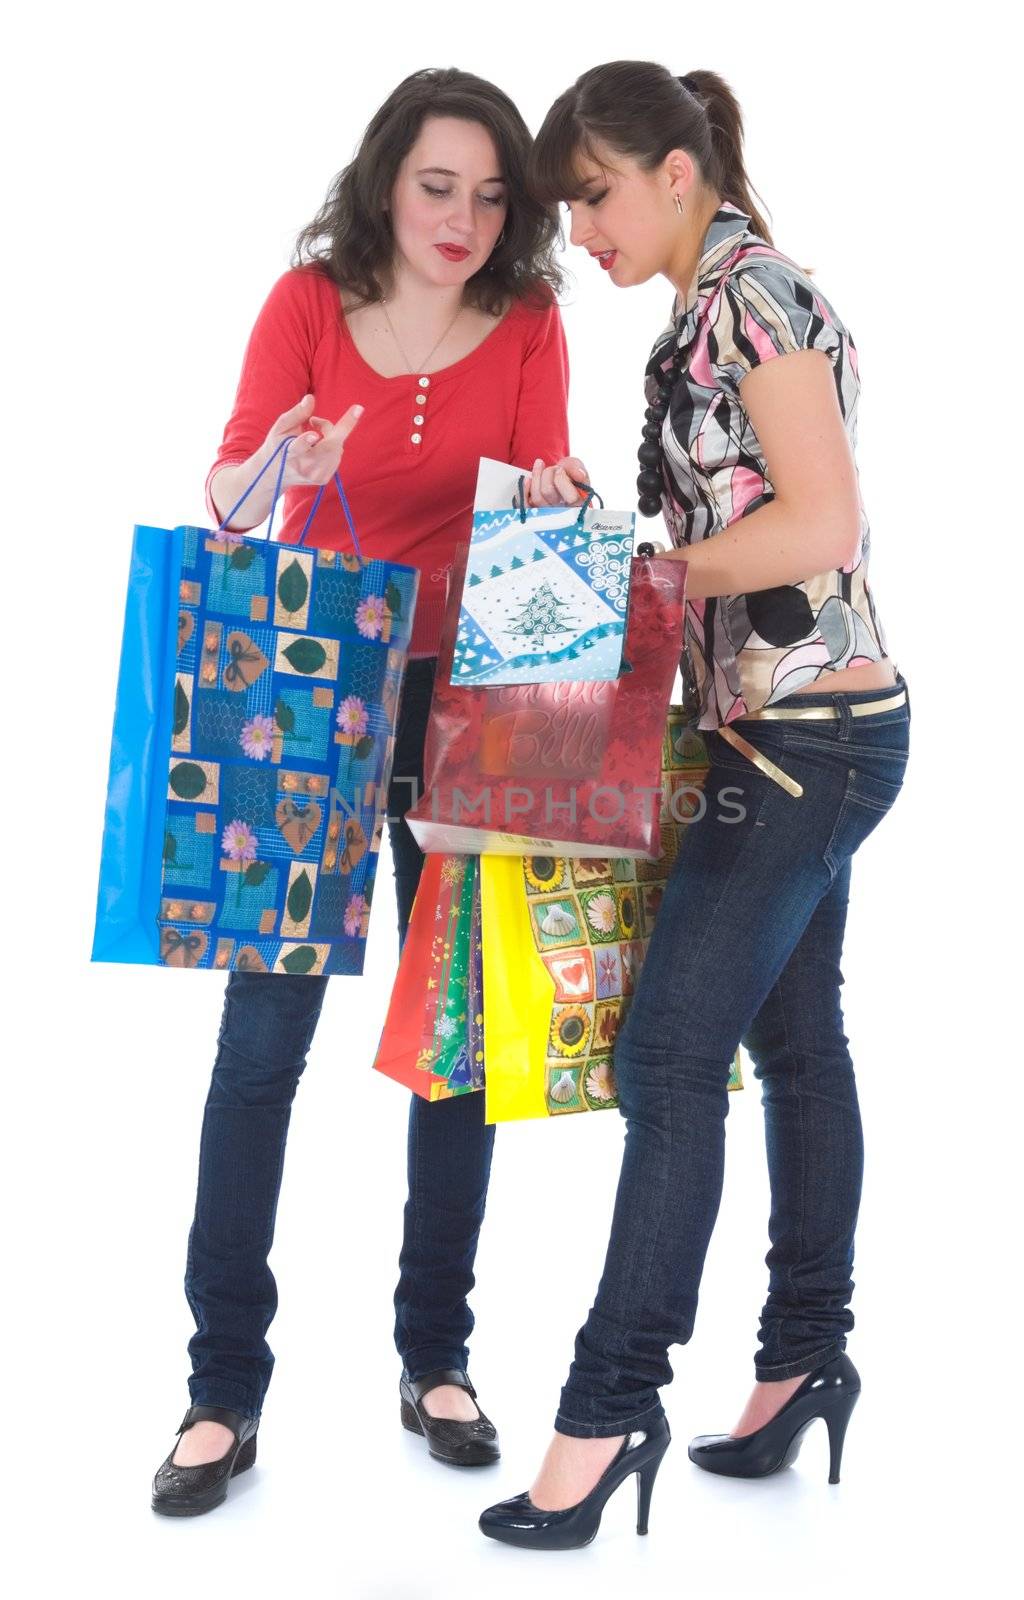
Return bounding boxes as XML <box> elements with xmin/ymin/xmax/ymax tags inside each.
<box><xmin>380</xmin><ymin>295</ymin><xmax>465</xmax><ymax>376</ymax></box>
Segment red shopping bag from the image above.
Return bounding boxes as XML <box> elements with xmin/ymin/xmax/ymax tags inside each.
<box><xmin>372</xmin><ymin>853</ymin><xmax>480</xmax><ymax>1100</ymax></box>
<box><xmin>405</xmin><ymin>543</ymin><xmax>686</xmax><ymax>858</ymax></box>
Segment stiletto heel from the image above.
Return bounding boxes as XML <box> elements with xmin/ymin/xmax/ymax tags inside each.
<box><xmin>824</xmin><ymin>1389</ymin><xmax>859</xmax><ymax>1484</ymax></box>
<box><xmin>635</xmin><ymin>1452</ymin><xmax>664</xmax><ymax>1535</ymax></box>
<box><xmin>688</xmin><ymin>1352</ymin><xmax>861</xmax><ymax>1482</ymax></box>
<box><xmin>480</xmin><ymin>1415</ymin><xmax>671</xmax><ymax>1551</ymax></box>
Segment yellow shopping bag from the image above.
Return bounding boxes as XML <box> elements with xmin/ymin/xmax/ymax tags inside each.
<box><xmin>480</xmin><ymin>854</ymin><xmax>555</xmax><ymax>1122</ymax></box>
<box><xmin>480</xmin><ymin>710</ymin><xmax>744</xmax><ymax>1124</ymax></box>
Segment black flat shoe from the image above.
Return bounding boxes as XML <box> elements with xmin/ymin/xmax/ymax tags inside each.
<box><xmin>151</xmin><ymin>1403</ymin><xmax>259</xmax><ymax>1517</ymax></box>
<box><xmin>479</xmin><ymin>1415</ymin><xmax>671</xmax><ymax>1551</ymax></box>
<box><xmin>688</xmin><ymin>1351</ymin><xmax>861</xmax><ymax>1484</ymax></box>
<box><xmin>399</xmin><ymin>1369</ymin><xmax>500</xmax><ymax>1467</ymax></box>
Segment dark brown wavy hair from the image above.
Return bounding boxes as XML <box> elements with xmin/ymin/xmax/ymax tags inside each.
<box><xmin>293</xmin><ymin>67</ymin><xmax>565</xmax><ymax>314</ymax></box>
<box><xmin>530</xmin><ymin>61</ymin><xmax>772</xmax><ymax>246</ymax></box>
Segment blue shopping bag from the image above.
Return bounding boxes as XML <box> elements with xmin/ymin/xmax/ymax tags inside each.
<box><xmin>92</xmin><ymin>440</ymin><xmax>418</xmax><ymax>975</ymax></box>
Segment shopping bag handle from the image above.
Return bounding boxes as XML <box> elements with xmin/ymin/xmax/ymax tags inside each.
<box><xmin>214</xmin><ymin>436</ymin><xmax>364</xmax><ymax>562</ymax></box>
<box><xmin>512</xmin><ymin>473</ymin><xmax>605</xmax><ymax>525</ymax></box>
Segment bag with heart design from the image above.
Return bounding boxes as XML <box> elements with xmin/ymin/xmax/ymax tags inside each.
<box><xmin>91</xmin><ymin>439</ymin><xmax>419</xmax><ymax>975</ymax></box>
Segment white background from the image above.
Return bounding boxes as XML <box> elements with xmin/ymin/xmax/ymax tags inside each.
<box><xmin>3</xmin><ymin>3</ymin><xmax>1017</xmax><ymax>1596</ymax></box>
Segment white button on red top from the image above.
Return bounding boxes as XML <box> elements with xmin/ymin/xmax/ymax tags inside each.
<box><xmin>414</xmin><ymin>414</ymin><xmax>425</xmax><ymax>426</ymax></box>
<box><xmin>411</xmin><ymin>433</ymin><xmax>422</xmax><ymax>445</ymax></box>
<box><xmin>415</xmin><ymin>393</ymin><xmax>427</xmax><ymax>406</ymax></box>
<box><xmin>419</xmin><ymin>377</ymin><xmax>431</xmax><ymax>388</ymax></box>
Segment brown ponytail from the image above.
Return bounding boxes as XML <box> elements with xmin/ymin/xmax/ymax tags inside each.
<box><xmin>678</xmin><ymin>69</ymin><xmax>772</xmax><ymax>244</ymax></box>
<box><xmin>530</xmin><ymin>60</ymin><xmax>773</xmax><ymax>247</ymax></box>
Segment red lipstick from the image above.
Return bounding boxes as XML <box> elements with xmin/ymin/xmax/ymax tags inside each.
<box><xmin>435</xmin><ymin>243</ymin><xmax>471</xmax><ymax>262</ymax></box>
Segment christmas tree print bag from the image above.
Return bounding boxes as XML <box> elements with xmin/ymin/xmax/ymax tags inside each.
<box><xmin>450</xmin><ymin>473</ymin><xmax>635</xmax><ymax>687</ymax></box>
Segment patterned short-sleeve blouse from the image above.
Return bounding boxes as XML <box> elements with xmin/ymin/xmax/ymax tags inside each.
<box><xmin>647</xmin><ymin>201</ymin><xmax>889</xmax><ymax>731</ymax></box>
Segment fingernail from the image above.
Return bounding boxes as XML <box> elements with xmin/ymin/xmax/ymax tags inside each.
<box><xmin>353</xmin><ymin>405</ymin><xmax>364</xmax><ymax>417</ymax></box>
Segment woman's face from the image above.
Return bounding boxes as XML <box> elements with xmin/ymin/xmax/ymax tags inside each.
<box><xmin>389</xmin><ymin>115</ymin><xmax>509</xmax><ymax>288</ymax></box>
<box><xmin>564</xmin><ymin>143</ymin><xmax>691</xmax><ymax>288</ymax></box>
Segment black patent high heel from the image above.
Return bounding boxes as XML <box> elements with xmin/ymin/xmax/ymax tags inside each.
<box><xmin>688</xmin><ymin>1352</ymin><xmax>861</xmax><ymax>1484</ymax></box>
<box><xmin>479</xmin><ymin>1415</ymin><xmax>671</xmax><ymax>1551</ymax></box>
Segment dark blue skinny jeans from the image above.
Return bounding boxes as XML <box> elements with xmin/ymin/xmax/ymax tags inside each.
<box><xmin>555</xmin><ymin>676</ymin><xmax>911</xmax><ymax>1438</ymax></box>
<box><xmin>183</xmin><ymin>659</ymin><xmax>496</xmax><ymax>1419</ymax></box>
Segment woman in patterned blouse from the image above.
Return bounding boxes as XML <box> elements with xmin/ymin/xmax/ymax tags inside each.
<box><xmin>479</xmin><ymin>63</ymin><xmax>911</xmax><ymax>1551</ymax></box>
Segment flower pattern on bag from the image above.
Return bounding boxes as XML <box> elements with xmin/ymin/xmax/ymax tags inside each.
<box><xmin>157</xmin><ymin>527</ymin><xmax>417</xmax><ymax>973</ymax></box>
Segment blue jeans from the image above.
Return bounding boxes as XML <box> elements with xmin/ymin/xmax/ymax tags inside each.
<box><xmin>183</xmin><ymin>659</ymin><xmax>496</xmax><ymax>1419</ymax></box>
<box><xmin>554</xmin><ymin>676</ymin><xmax>911</xmax><ymax>1438</ymax></box>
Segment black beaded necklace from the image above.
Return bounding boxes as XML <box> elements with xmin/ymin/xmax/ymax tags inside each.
<box><xmin>636</xmin><ymin>339</ymin><xmax>689</xmax><ymax>517</ymax></box>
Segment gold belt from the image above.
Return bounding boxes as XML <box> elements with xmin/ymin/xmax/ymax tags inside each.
<box><xmin>716</xmin><ymin>689</ymin><xmax>907</xmax><ymax>799</ymax></box>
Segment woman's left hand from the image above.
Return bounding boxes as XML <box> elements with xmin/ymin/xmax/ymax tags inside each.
<box><xmin>524</xmin><ymin>455</ymin><xmax>591</xmax><ymax>507</ymax></box>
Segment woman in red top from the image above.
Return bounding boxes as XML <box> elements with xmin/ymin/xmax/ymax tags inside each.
<box><xmin>151</xmin><ymin>67</ymin><xmax>575</xmax><ymax>1518</ymax></box>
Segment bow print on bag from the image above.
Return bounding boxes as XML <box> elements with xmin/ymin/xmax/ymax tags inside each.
<box><xmin>223</xmin><ymin>631</ymin><xmax>269</xmax><ymax>692</ymax></box>
<box><xmin>275</xmin><ymin>797</ymin><xmax>322</xmax><ymax>854</ymax></box>
<box><xmin>160</xmin><ymin>927</ymin><xmax>208</xmax><ymax>967</ymax></box>
<box><xmin>338</xmin><ymin>818</ymin><xmax>368</xmax><ymax>875</ymax></box>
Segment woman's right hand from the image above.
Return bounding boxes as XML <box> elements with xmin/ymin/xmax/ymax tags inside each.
<box><xmin>524</xmin><ymin>455</ymin><xmax>591</xmax><ymax>507</ymax></box>
<box><xmin>209</xmin><ymin>394</ymin><xmax>366</xmax><ymax>531</ymax></box>
<box><xmin>264</xmin><ymin>394</ymin><xmax>365</xmax><ymax>487</ymax></box>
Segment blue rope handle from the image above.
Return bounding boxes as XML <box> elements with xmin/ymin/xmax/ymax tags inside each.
<box><xmin>295</xmin><ymin>472</ymin><xmax>365</xmax><ymax>561</ymax></box>
<box><xmin>512</xmin><ymin>472</ymin><xmax>604</xmax><ymax>526</ymax></box>
<box><xmin>569</xmin><ymin>477</ymin><xmax>604</xmax><ymax>525</ymax></box>
<box><xmin>265</xmin><ymin>437</ymin><xmax>292</xmax><ymax>543</ymax></box>
<box><xmin>214</xmin><ymin>436</ymin><xmax>291</xmax><ymax>536</ymax></box>
<box><xmin>214</xmin><ymin>434</ymin><xmax>365</xmax><ymax>563</ymax></box>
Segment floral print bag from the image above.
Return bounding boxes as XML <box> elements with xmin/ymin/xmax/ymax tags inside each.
<box><xmin>92</xmin><ymin>441</ymin><xmax>418</xmax><ymax>975</ymax></box>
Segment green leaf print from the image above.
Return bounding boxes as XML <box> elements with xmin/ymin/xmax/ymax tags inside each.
<box><xmin>354</xmin><ymin>734</ymin><xmax>374</xmax><ymax>761</ymax></box>
<box><xmin>277</xmin><ymin>558</ymin><xmax>309</xmax><ymax>615</ymax></box>
<box><xmin>283</xmin><ymin>638</ymin><xmax>327</xmax><ymax>675</ymax></box>
<box><xmin>163</xmin><ymin>831</ymin><xmax>178</xmax><ymax>863</ymax></box>
<box><xmin>229</xmin><ymin>544</ymin><xmax>256</xmax><ymax>570</ymax></box>
<box><xmin>281</xmin><ymin>945</ymin><xmax>318</xmax><ymax>975</ymax></box>
<box><xmin>384</xmin><ymin>580</ymin><xmax>402</xmax><ymax>619</ymax></box>
<box><xmin>287</xmin><ymin>870</ymin><xmax>313</xmax><ymax>925</ymax></box>
<box><xmin>173</xmin><ymin>680</ymin><xmax>190</xmax><ymax>737</ymax></box>
<box><xmin>275</xmin><ymin>699</ymin><xmax>296</xmax><ymax>733</ymax></box>
<box><xmin>169</xmin><ymin>762</ymin><xmax>207</xmax><ymax>800</ymax></box>
<box><xmin>244</xmin><ymin>862</ymin><xmax>270</xmax><ymax>887</ymax></box>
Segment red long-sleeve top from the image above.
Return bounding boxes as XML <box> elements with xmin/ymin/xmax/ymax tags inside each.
<box><xmin>205</xmin><ymin>266</ymin><xmax>570</xmax><ymax>656</ymax></box>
